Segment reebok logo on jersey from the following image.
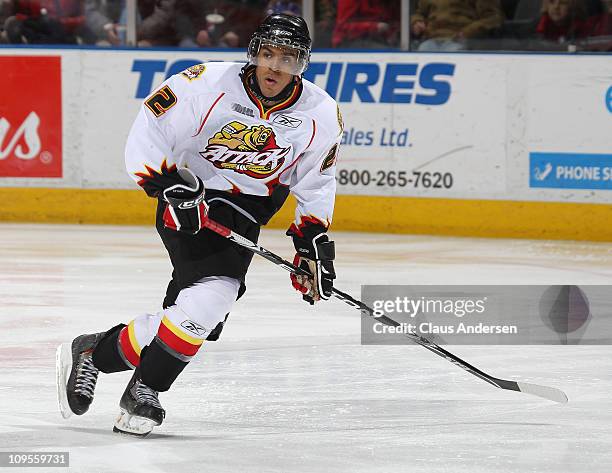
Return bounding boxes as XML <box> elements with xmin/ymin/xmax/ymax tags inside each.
<box><xmin>199</xmin><ymin>121</ymin><xmax>290</xmax><ymax>179</ymax></box>
<box><xmin>180</xmin><ymin>320</ymin><xmax>208</xmax><ymax>337</ymax></box>
<box><xmin>272</xmin><ymin>114</ymin><xmax>302</xmax><ymax>128</ymax></box>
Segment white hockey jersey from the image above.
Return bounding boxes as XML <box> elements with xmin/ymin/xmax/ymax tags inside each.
<box><xmin>125</xmin><ymin>62</ymin><xmax>342</xmax><ymax>233</ymax></box>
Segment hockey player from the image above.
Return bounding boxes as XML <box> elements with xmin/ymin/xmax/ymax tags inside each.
<box><xmin>56</xmin><ymin>13</ymin><xmax>342</xmax><ymax>436</ymax></box>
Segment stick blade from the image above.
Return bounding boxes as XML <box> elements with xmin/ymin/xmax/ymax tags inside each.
<box><xmin>516</xmin><ymin>381</ymin><xmax>568</xmax><ymax>404</ymax></box>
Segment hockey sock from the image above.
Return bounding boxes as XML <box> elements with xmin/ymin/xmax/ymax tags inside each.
<box><xmin>117</xmin><ymin>321</ymin><xmax>143</xmax><ymax>368</ymax></box>
<box><xmin>91</xmin><ymin>324</ymin><xmax>132</xmax><ymax>373</ymax></box>
<box><xmin>139</xmin><ymin>337</ymin><xmax>190</xmax><ymax>392</ymax></box>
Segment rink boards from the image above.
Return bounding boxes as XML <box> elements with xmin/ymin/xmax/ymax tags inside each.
<box><xmin>0</xmin><ymin>48</ymin><xmax>610</xmax><ymax>240</ymax></box>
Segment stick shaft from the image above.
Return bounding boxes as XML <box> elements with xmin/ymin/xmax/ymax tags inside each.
<box><xmin>201</xmin><ymin>218</ymin><xmax>567</xmax><ymax>403</ymax></box>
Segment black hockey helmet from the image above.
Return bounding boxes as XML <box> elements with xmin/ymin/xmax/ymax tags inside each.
<box><xmin>247</xmin><ymin>14</ymin><xmax>312</xmax><ymax>75</ymax></box>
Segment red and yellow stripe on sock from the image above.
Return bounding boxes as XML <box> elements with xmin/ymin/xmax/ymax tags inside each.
<box><xmin>118</xmin><ymin>320</ymin><xmax>141</xmax><ymax>367</ymax></box>
<box><xmin>157</xmin><ymin>315</ymin><xmax>203</xmax><ymax>357</ymax></box>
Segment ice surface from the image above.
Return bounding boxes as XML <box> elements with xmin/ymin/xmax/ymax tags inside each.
<box><xmin>0</xmin><ymin>223</ymin><xmax>611</xmax><ymax>473</ymax></box>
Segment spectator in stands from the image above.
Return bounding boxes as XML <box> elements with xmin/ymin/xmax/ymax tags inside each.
<box><xmin>332</xmin><ymin>0</ymin><xmax>400</xmax><ymax>48</ymax></box>
<box><xmin>579</xmin><ymin>0</ymin><xmax>612</xmax><ymax>49</ymax></box>
<box><xmin>3</xmin><ymin>0</ymin><xmax>95</xmax><ymax>44</ymax></box>
<box><xmin>218</xmin><ymin>0</ymin><xmax>267</xmax><ymax>46</ymax></box>
<box><xmin>172</xmin><ymin>2</ymin><xmax>240</xmax><ymax>48</ymax></box>
<box><xmin>1</xmin><ymin>0</ymin><xmax>13</xmax><ymax>42</ymax></box>
<box><xmin>411</xmin><ymin>0</ymin><xmax>504</xmax><ymax>51</ymax></box>
<box><xmin>137</xmin><ymin>0</ymin><xmax>249</xmax><ymax>47</ymax></box>
<box><xmin>264</xmin><ymin>0</ymin><xmax>336</xmax><ymax>47</ymax></box>
<box><xmin>535</xmin><ymin>0</ymin><xmax>589</xmax><ymax>42</ymax></box>
<box><xmin>265</xmin><ymin>0</ymin><xmax>301</xmax><ymax>16</ymax></box>
<box><xmin>137</xmin><ymin>0</ymin><xmax>177</xmax><ymax>46</ymax></box>
<box><xmin>499</xmin><ymin>0</ymin><xmax>519</xmax><ymax>19</ymax></box>
<box><xmin>596</xmin><ymin>0</ymin><xmax>612</xmax><ymax>32</ymax></box>
<box><xmin>313</xmin><ymin>0</ymin><xmax>335</xmax><ymax>47</ymax></box>
<box><xmin>85</xmin><ymin>0</ymin><xmax>127</xmax><ymax>45</ymax></box>
<box><xmin>584</xmin><ymin>0</ymin><xmax>611</xmax><ymax>36</ymax></box>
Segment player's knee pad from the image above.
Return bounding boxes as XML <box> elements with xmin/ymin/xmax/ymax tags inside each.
<box><xmin>169</xmin><ymin>276</ymin><xmax>239</xmax><ymax>344</ymax></box>
<box><xmin>150</xmin><ymin>277</ymin><xmax>238</xmax><ymax>366</ymax></box>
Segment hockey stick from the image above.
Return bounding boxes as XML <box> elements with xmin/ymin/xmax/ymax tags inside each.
<box><xmin>202</xmin><ymin>218</ymin><xmax>568</xmax><ymax>404</ymax></box>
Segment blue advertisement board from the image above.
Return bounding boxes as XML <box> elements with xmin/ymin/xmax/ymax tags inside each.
<box><xmin>530</xmin><ymin>153</ymin><xmax>612</xmax><ymax>190</ymax></box>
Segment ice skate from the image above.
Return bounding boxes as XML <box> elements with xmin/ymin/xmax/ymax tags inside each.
<box><xmin>56</xmin><ymin>332</ymin><xmax>104</xmax><ymax>419</ymax></box>
<box><xmin>113</xmin><ymin>370</ymin><xmax>165</xmax><ymax>437</ymax></box>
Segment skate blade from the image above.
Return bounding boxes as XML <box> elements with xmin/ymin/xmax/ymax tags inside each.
<box><xmin>113</xmin><ymin>409</ymin><xmax>159</xmax><ymax>437</ymax></box>
<box><xmin>55</xmin><ymin>343</ymin><xmax>73</xmax><ymax>419</ymax></box>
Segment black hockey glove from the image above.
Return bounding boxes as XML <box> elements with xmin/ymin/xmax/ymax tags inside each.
<box><xmin>162</xmin><ymin>168</ymin><xmax>208</xmax><ymax>235</ymax></box>
<box><xmin>290</xmin><ymin>232</ymin><xmax>336</xmax><ymax>305</ymax></box>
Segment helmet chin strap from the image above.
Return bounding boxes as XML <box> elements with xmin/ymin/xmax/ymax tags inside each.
<box><xmin>244</xmin><ymin>65</ymin><xmax>299</xmax><ymax>107</ymax></box>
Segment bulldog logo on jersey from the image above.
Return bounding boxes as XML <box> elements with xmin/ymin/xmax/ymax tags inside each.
<box><xmin>199</xmin><ymin>121</ymin><xmax>290</xmax><ymax>179</ymax></box>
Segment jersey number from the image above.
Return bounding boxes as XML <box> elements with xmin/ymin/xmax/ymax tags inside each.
<box><xmin>145</xmin><ymin>86</ymin><xmax>177</xmax><ymax>117</ymax></box>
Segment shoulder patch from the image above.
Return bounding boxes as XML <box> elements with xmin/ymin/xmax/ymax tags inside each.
<box><xmin>181</xmin><ymin>64</ymin><xmax>206</xmax><ymax>81</ymax></box>
<box><xmin>145</xmin><ymin>85</ymin><xmax>177</xmax><ymax>118</ymax></box>
<box><xmin>321</xmin><ymin>144</ymin><xmax>338</xmax><ymax>172</ymax></box>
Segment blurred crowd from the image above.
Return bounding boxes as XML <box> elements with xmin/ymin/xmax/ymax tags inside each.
<box><xmin>0</xmin><ymin>0</ymin><xmax>610</xmax><ymax>51</ymax></box>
